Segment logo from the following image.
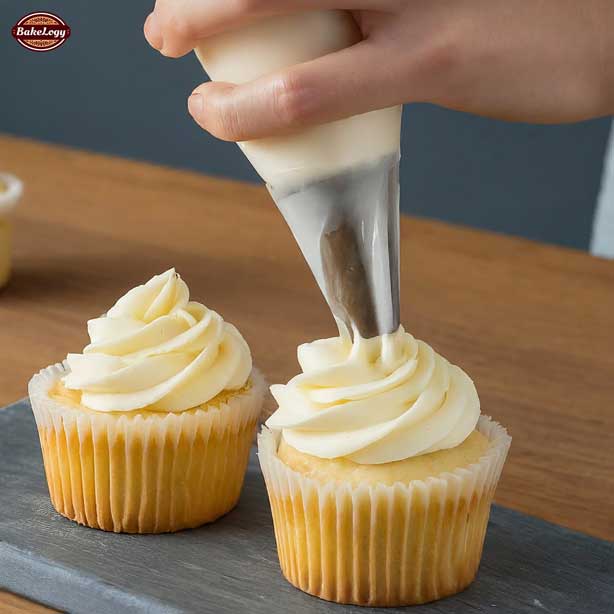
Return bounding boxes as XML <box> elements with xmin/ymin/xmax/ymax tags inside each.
<box><xmin>11</xmin><ymin>12</ymin><xmax>70</xmax><ymax>52</ymax></box>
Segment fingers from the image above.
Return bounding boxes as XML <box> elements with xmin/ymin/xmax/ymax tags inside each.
<box><xmin>143</xmin><ymin>13</ymin><xmax>162</xmax><ymax>51</ymax></box>
<box><xmin>144</xmin><ymin>0</ymin><xmax>394</xmax><ymax>58</ymax></box>
<box><xmin>186</xmin><ymin>40</ymin><xmax>407</xmax><ymax>141</ymax></box>
<box><xmin>145</xmin><ymin>0</ymin><xmax>243</xmax><ymax>58</ymax></box>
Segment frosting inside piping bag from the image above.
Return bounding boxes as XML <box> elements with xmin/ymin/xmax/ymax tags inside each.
<box><xmin>195</xmin><ymin>11</ymin><xmax>401</xmax><ymax>338</ymax></box>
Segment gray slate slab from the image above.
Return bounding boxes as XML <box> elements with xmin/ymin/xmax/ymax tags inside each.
<box><xmin>0</xmin><ymin>400</ymin><xmax>612</xmax><ymax>614</ymax></box>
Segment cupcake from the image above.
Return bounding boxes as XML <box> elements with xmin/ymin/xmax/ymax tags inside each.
<box><xmin>29</xmin><ymin>269</ymin><xmax>265</xmax><ymax>533</ymax></box>
<box><xmin>259</xmin><ymin>326</ymin><xmax>510</xmax><ymax>606</ymax></box>
<box><xmin>0</xmin><ymin>172</ymin><xmax>23</xmax><ymax>288</ymax></box>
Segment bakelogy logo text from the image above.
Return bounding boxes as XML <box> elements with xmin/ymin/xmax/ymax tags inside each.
<box><xmin>12</xmin><ymin>12</ymin><xmax>71</xmax><ymax>52</ymax></box>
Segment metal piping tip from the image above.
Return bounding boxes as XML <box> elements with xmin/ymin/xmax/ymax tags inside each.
<box><xmin>269</xmin><ymin>152</ymin><xmax>400</xmax><ymax>339</ymax></box>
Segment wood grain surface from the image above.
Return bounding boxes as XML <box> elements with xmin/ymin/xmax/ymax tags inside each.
<box><xmin>1</xmin><ymin>134</ymin><xmax>613</xmax><ymax>611</ymax></box>
<box><xmin>0</xmin><ymin>591</ymin><xmax>53</xmax><ymax>614</ymax></box>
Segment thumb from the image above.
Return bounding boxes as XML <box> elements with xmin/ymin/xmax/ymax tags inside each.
<box><xmin>187</xmin><ymin>41</ymin><xmax>404</xmax><ymax>141</ymax></box>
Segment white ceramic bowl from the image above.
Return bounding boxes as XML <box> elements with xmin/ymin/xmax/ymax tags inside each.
<box><xmin>0</xmin><ymin>172</ymin><xmax>23</xmax><ymax>288</ymax></box>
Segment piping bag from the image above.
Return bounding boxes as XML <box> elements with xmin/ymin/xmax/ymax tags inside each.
<box><xmin>195</xmin><ymin>11</ymin><xmax>402</xmax><ymax>338</ymax></box>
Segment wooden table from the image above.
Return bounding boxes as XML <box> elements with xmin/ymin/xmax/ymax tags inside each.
<box><xmin>1</xmin><ymin>134</ymin><xmax>613</xmax><ymax>612</ymax></box>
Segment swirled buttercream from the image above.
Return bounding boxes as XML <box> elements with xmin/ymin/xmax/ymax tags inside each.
<box><xmin>266</xmin><ymin>326</ymin><xmax>480</xmax><ymax>464</ymax></box>
<box><xmin>63</xmin><ymin>269</ymin><xmax>252</xmax><ymax>412</ymax></box>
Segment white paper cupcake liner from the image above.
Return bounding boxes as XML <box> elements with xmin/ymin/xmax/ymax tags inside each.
<box><xmin>29</xmin><ymin>362</ymin><xmax>266</xmax><ymax>533</ymax></box>
<box><xmin>258</xmin><ymin>415</ymin><xmax>511</xmax><ymax>606</ymax></box>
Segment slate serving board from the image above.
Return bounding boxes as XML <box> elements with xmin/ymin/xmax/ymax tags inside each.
<box><xmin>0</xmin><ymin>400</ymin><xmax>612</xmax><ymax>614</ymax></box>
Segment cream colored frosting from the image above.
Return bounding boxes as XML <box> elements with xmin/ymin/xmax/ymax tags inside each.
<box><xmin>266</xmin><ymin>326</ymin><xmax>480</xmax><ymax>464</ymax></box>
<box><xmin>63</xmin><ymin>269</ymin><xmax>252</xmax><ymax>412</ymax></box>
<box><xmin>195</xmin><ymin>11</ymin><xmax>402</xmax><ymax>188</ymax></box>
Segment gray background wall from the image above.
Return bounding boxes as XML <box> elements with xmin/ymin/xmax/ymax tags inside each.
<box><xmin>2</xmin><ymin>1</ymin><xmax>612</xmax><ymax>250</ymax></box>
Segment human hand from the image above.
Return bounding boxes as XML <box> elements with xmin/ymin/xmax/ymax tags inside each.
<box><xmin>144</xmin><ymin>0</ymin><xmax>614</xmax><ymax>141</ymax></box>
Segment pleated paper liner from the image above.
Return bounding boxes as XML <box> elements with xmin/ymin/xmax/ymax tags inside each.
<box><xmin>28</xmin><ymin>362</ymin><xmax>266</xmax><ymax>534</ymax></box>
<box><xmin>258</xmin><ymin>416</ymin><xmax>511</xmax><ymax>606</ymax></box>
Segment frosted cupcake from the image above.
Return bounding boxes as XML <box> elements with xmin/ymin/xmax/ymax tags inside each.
<box><xmin>29</xmin><ymin>269</ymin><xmax>265</xmax><ymax>533</ymax></box>
<box><xmin>259</xmin><ymin>326</ymin><xmax>510</xmax><ymax>606</ymax></box>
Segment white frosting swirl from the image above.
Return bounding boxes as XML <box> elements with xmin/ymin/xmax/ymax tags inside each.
<box><xmin>266</xmin><ymin>326</ymin><xmax>480</xmax><ymax>464</ymax></box>
<box><xmin>63</xmin><ymin>269</ymin><xmax>252</xmax><ymax>412</ymax></box>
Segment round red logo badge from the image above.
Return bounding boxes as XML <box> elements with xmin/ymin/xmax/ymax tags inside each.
<box><xmin>11</xmin><ymin>12</ymin><xmax>71</xmax><ymax>52</ymax></box>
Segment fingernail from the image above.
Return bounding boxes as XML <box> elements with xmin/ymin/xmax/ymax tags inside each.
<box><xmin>188</xmin><ymin>93</ymin><xmax>204</xmax><ymax>118</ymax></box>
<box><xmin>144</xmin><ymin>12</ymin><xmax>163</xmax><ymax>50</ymax></box>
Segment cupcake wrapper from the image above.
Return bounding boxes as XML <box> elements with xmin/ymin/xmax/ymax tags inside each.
<box><xmin>258</xmin><ymin>416</ymin><xmax>511</xmax><ymax>606</ymax></box>
<box><xmin>29</xmin><ymin>362</ymin><xmax>266</xmax><ymax>533</ymax></box>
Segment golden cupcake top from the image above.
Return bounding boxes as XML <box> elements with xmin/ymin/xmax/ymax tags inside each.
<box><xmin>62</xmin><ymin>268</ymin><xmax>252</xmax><ymax>412</ymax></box>
<box><xmin>277</xmin><ymin>430</ymin><xmax>489</xmax><ymax>485</ymax></box>
<box><xmin>266</xmin><ymin>326</ymin><xmax>481</xmax><ymax>464</ymax></box>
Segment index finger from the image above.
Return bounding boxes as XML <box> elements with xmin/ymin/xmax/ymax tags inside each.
<box><xmin>144</xmin><ymin>0</ymin><xmax>386</xmax><ymax>58</ymax></box>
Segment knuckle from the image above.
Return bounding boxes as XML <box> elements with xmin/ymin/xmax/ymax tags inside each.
<box><xmin>218</xmin><ymin>119</ymin><xmax>242</xmax><ymax>142</ymax></box>
<box><xmin>166</xmin><ymin>13</ymin><xmax>195</xmax><ymax>41</ymax></box>
<box><xmin>213</xmin><ymin>103</ymin><xmax>244</xmax><ymax>141</ymax></box>
<box><xmin>273</xmin><ymin>71</ymin><xmax>312</xmax><ymax>128</ymax></box>
<box><xmin>408</xmin><ymin>23</ymin><xmax>465</xmax><ymax>102</ymax></box>
<box><xmin>422</xmin><ymin>28</ymin><xmax>462</xmax><ymax>77</ymax></box>
<box><xmin>156</xmin><ymin>12</ymin><xmax>195</xmax><ymax>55</ymax></box>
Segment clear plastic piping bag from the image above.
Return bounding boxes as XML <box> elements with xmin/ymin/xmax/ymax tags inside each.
<box><xmin>268</xmin><ymin>151</ymin><xmax>401</xmax><ymax>339</ymax></box>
